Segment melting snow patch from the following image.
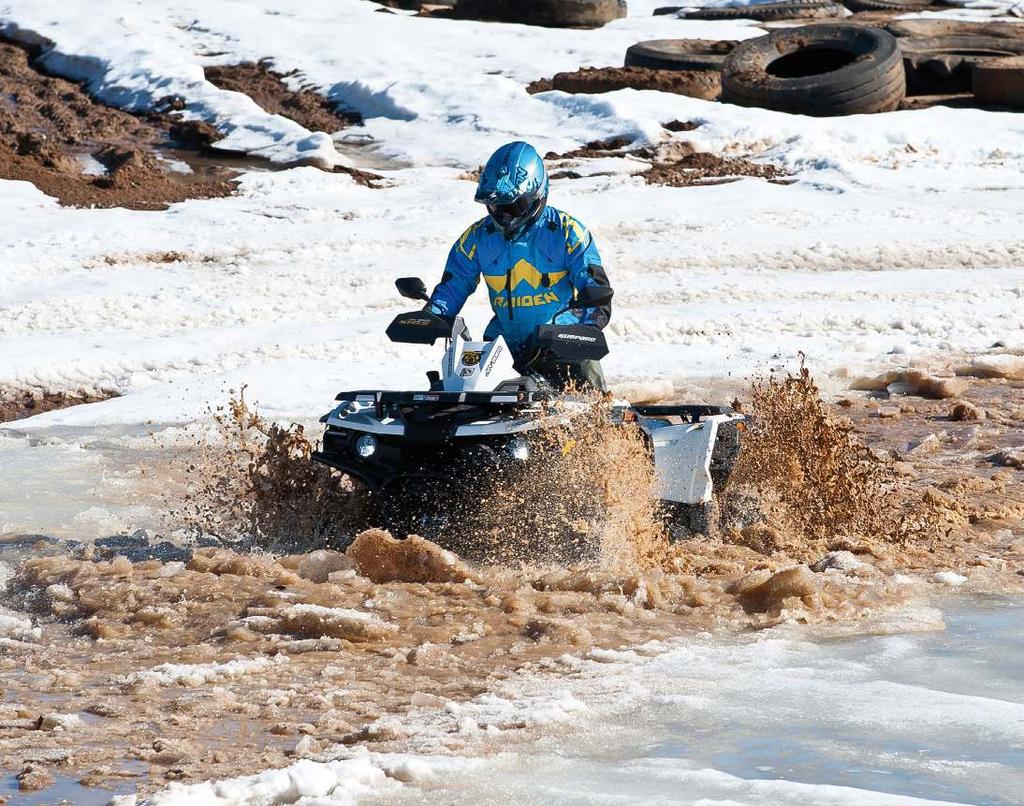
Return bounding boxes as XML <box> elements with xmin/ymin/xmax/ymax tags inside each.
<box><xmin>0</xmin><ymin>607</ymin><xmax>41</xmax><ymax>641</ymax></box>
<box><xmin>112</xmin><ymin>755</ymin><xmax>397</xmax><ymax>806</ymax></box>
<box><xmin>120</xmin><ymin>655</ymin><xmax>287</xmax><ymax>688</ymax></box>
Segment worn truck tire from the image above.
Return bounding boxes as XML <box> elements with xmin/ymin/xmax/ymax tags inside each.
<box><xmin>454</xmin><ymin>0</ymin><xmax>627</xmax><ymax>27</ymax></box>
<box><xmin>900</xmin><ymin>36</ymin><xmax>1024</xmax><ymax>95</ymax></box>
<box><xmin>625</xmin><ymin>39</ymin><xmax>738</xmax><ymax>71</ymax></box>
<box><xmin>885</xmin><ymin>18</ymin><xmax>1024</xmax><ymax>40</ymax></box>
<box><xmin>710</xmin><ymin>421</ymin><xmax>742</xmax><ymax>493</ymax></box>
<box><xmin>973</xmin><ymin>55</ymin><xmax>1024</xmax><ymax>109</ymax></box>
<box><xmin>843</xmin><ymin>0</ymin><xmax>931</xmax><ymax>12</ymax></box>
<box><xmin>722</xmin><ymin>24</ymin><xmax>905</xmax><ymax>116</ymax></box>
<box><xmin>681</xmin><ymin>0</ymin><xmax>844</xmax><ymax>21</ymax></box>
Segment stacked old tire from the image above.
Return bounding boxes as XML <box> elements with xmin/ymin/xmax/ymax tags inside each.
<box><xmin>453</xmin><ymin>0</ymin><xmax>626</xmax><ymax>27</ymax></box>
<box><xmin>721</xmin><ymin>25</ymin><xmax>906</xmax><ymax>116</ymax></box>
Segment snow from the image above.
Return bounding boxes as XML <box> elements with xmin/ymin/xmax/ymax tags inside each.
<box><xmin>121</xmin><ymin>655</ymin><xmax>287</xmax><ymax>687</ymax></box>
<box><xmin>113</xmin><ymin>755</ymin><xmax>396</xmax><ymax>806</ymax></box>
<box><xmin>0</xmin><ymin>2</ymin><xmax>1020</xmax><ymax>436</ymax></box>
<box><xmin>283</xmin><ymin>603</ymin><xmax>384</xmax><ymax>625</ymax></box>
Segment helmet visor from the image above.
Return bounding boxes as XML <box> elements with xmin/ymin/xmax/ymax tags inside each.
<box><xmin>486</xmin><ymin>195</ymin><xmax>536</xmax><ymax>227</ymax></box>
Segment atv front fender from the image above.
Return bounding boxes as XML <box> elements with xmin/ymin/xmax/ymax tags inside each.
<box><xmin>641</xmin><ymin>412</ymin><xmax>743</xmax><ymax>505</ymax></box>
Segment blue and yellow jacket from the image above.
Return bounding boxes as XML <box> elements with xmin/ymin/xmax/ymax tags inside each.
<box><xmin>428</xmin><ymin>205</ymin><xmax>611</xmax><ymax>359</ymax></box>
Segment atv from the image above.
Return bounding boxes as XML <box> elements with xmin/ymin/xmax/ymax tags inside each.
<box><xmin>313</xmin><ymin>277</ymin><xmax>744</xmax><ymax>544</ymax></box>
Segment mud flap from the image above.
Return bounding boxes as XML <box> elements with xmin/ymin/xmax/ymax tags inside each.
<box><xmin>649</xmin><ymin>418</ymin><xmax>721</xmax><ymax>505</ymax></box>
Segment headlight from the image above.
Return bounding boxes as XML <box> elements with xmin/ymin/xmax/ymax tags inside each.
<box><xmin>355</xmin><ymin>434</ymin><xmax>378</xmax><ymax>458</ymax></box>
<box><xmin>507</xmin><ymin>436</ymin><xmax>529</xmax><ymax>462</ymax></box>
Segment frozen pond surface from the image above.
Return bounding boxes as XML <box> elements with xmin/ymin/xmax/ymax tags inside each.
<box><xmin>380</xmin><ymin>597</ymin><xmax>1024</xmax><ymax>806</ymax></box>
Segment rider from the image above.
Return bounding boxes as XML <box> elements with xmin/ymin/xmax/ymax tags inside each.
<box><xmin>426</xmin><ymin>141</ymin><xmax>613</xmax><ymax>391</ymax></box>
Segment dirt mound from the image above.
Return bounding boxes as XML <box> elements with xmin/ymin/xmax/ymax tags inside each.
<box><xmin>204</xmin><ymin>61</ymin><xmax>360</xmax><ymax>134</ymax></box>
<box><xmin>642</xmin><ymin>152</ymin><xmax>788</xmax><ymax>186</ymax></box>
<box><xmin>0</xmin><ymin>386</ymin><xmax>120</xmax><ymax>423</ymax></box>
<box><xmin>347</xmin><ymin>529</ymin><xmax>481</xmax><ymax>584</ymax></box>
<box><xmin>528</xmin><ymin>66</ymin><xmax>720</xmax><ymax>100</ymax></box>
<box><xmin>0</xmin><ymin>39</ymin><xmax>235</xmax><ymax>209</ymax></box>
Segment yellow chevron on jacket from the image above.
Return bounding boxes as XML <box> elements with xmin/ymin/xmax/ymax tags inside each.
<box><xmin>483</xmin><ymin>259</ymin><xmax>568</xmax><ymax>293</ymax></box>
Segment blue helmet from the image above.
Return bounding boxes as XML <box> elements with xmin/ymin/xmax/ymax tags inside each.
<box><xmin>474</xmin><ymin>141</ymin><xmax>549</xmax><ymax>240</ymax></box>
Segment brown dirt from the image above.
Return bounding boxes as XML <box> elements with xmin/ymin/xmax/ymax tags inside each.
<box><xmin>545</xmin><ymin>136</ymin><xmax>635</xmax><ymax>160</ymax></box>
<box><xmin>527</xmin><ymin>66</ymin><xmax>721</xmax><ymax>100</ymax></box>
<box><xmin>0</xmin><ymin>39</ymin><xmax>236</xmax><ymax>210</ymax></box>
<box><xmin>543</xmin><ymin>135</ymin><xmax>787</xmax><ymax>188</ymax></box>
<box><xmin>642</xmin><ymin>151</ymin><xmax>789</xmax><ymax>186</ymax></box>
<box><xmin>663</xmin><ymin>119</ymin><xmax>700</xmax><ymax>132</ymax></box>
<box><xmin>204</xmin><ymin>61</ymin><xmax>360</xmax><ymax>135</ymax></box>
<box><xmin>0</xmin><ymin>387</ymin><xmax>120</xmax><ymax>424</ymax></box>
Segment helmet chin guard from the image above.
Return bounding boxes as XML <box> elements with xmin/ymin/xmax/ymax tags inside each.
<box><xmin>475</xmin><ymin>141</ymin><xmax>549</xmax><ymax>239</ymax></box>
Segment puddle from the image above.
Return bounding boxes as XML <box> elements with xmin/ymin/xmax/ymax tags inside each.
<box><xmin>0</xmin><ymin>770</ymin><xmax>139</xmax><ymax>805</ymax></box>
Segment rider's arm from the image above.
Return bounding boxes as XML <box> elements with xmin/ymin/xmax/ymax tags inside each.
<box><xmin>427</xmin><ymin>222</ymin><xmax>482</xmax><ymax>319</ymax></box>
<box><xmin>557</xmin><ymin>214</ymin><xmax>612</xmax><ymax>329</ymax></box>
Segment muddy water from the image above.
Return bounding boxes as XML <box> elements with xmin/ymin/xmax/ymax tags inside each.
<box><xmin>0</xmin><ymin>370</ymin><xmax>1022</xmax><ymax>801</ymax></box>
<box><xmin>378</xmin><ymin>596</ymin><xmax>1024</xmax><ymax>806</ymax></box>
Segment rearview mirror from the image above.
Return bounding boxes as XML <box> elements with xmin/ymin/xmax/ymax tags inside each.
<box><xmin>576</xmin><ymin>285</ymin><xmax>614</xmax><ymax>308</ymax></box>
<box><xmin>395</xmin><ymin>277</ymin><xmax>430</xmax><ymax>302</ymax></box>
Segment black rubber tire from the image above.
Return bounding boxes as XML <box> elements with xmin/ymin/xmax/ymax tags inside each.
<box><xmin>681</xmin><ymin>1</ymin><xmax>844</xmax><ymax>21</ymax></box>
<box><xmin>843</xmin><ymin>0</ymin><xmax>931</xmax><ymax>12</ymax></box>
<box><xmin>625</xmin><ymin>39</ymin><xmax>738</xmax><ymax>71</ymax></box>
<box><xmin>710</xmin><ymin>421</ymin><xmax>742</xmax><ymax>493</ymax></box>
<box><xmin>885</xmin><ymin>19</ymin><xmax>1024</xmax><ymax>40</ymax></box>
<box><xmin>722</xmin><ymin>24</ymin><xmax>906</xmax><ymax>116</ymax></box>
<box><xmin>899</xmin><ymin>36</ymin><xmax>1024</xmax><ymax>95</ymax></box>
<box><xmin>454</xmin><ymin>0</ymin><xmax>627</xmax><ymax>27</ymax></box>
<box><xmin>664</xmin><ymin>500</ymin><xmax>718</xmax><ymax>540</ymax></box>
<box><xmin>973</xmin><ymin>56</ymin><xmax>1024</xmax><ymax>110</ymax></box>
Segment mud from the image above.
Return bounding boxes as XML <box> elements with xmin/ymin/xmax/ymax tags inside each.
<box><xmin>204</xmin><ymin>61</ymin><xmax>360</xmax><ymax>135</ymax></box>
<box><xmin>642</xmin><ymin>151</ymin><xmax>789</xmax><ymax>187</ymax></box>
<box><xmin>0</xmin><ymin>386</ymin><xmax>120</xmax><ymax>424</ymax></box>
<box><xmin>0</xmin><ymin>39</ymin><xmax>236</xmax><ymax>210</ymax></box>
<box><xmin>527</xmin><ymin>66</ymin><xmax>721</xmax><ymax>100</ymax></box>
<box><xmin>543</xmin><ymin>135</ymin><xmax>788</xmax><ymax>187</ymax></box>
<box><xmin>2</xmin><ymin>364</ymin><xmax>1023</xmax><ymax>799</ymax></box>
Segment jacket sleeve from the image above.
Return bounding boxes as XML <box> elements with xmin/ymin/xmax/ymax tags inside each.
<box><xmin>555</xmin><ymin>213</ymin><xmax>612</xmax><ymax>329</ymax></box>
<box><xmin>428</xmin><ymin>221</ymin><xmax>482</xmax><ymax>318</ymax></box>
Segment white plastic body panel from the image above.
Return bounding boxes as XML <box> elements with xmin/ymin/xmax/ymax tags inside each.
<box><xmin>441</xmin><ymin>331</ymin><xmax>515</xmax><ymax>392</ymax></box>
<box><xmin>644</xmin><ymin>414</ymin><xmax>737</xmax><ymax>505</ymax></box>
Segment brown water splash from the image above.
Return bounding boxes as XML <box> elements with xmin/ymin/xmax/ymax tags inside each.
<box><xmin>169</xmin><ymin>390</ymin><xmax>368</xmax><ymax>551</ymax></box>
<box><xmin>721</xmin><ymin>366</ymin><xmax>957</xmax><ymax>557</ymax></box>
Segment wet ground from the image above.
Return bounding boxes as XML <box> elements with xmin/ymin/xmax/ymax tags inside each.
<box><xmin>0</xmin><ymin>363</ymin><xmax>1022</xmax><ymax>801</ymax></box>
